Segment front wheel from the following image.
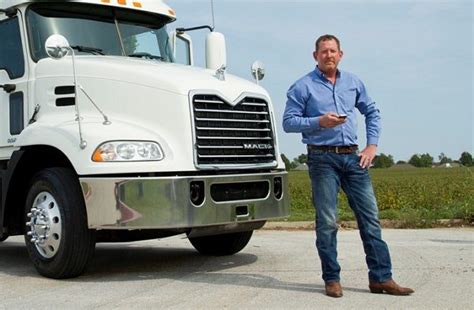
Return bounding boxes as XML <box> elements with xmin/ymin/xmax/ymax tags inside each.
<box><xmin>188</xmin><ymin>231</ymin><xmax>253</xmax><ymax>256</ymax></box>
<box><xmin>24</xmin><ymin>167</ymin><xmax>95</xmax><ymax>279</ymax></box>
<box><xmin>0</xmin><ymin>234</ymin><xmax>8</xmax><ymax>242</ymax></box>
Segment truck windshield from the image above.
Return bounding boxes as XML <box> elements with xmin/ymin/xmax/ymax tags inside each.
<box><xmin>26</xmin><ymin>3</ymin><xmax>175</xmax><ymax>62</ymax></box>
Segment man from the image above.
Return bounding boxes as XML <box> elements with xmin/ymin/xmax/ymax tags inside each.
<box><xmin>282</xmin><ymin>34</ymin><xmax>414</xmax><ymax>298</ymax></box>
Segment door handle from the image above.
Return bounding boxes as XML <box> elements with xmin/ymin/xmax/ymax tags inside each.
<box><xmin>0</xmin><ymin>84</ymin><xmax>16</xmax><ymax>93</ymax></box>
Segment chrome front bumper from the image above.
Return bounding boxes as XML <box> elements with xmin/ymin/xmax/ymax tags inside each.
<box><xmin>80</xmin><ymin>171</ymin><xmax>289</xmax><ymax>229</ymax></box>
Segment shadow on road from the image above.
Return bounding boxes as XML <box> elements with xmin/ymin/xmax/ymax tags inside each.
<box><xmin>0</xmin><ymin>239</ymin><xmax>367</xmax><ymax>295</ymax></box>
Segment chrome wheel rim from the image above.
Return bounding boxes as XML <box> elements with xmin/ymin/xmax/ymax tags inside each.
<box><xmin>26</xmin><ymin>192</ymin><xmax>62</xmax><ymax>258</ymax></box>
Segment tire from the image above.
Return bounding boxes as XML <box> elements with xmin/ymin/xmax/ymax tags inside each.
<box><xmin>24</xmin><ymin>167</ymin><xmax>95</xmax><ymax>279</ymax></box>
<box><xmin>188</xmin><ymin>230</ymin><xmax>253</xmax><ymax>256</ymax></box>
<box><xmin>0</xmin><ymin>234</ymin><xmax>8</xmax><ymax>242</ymax></box>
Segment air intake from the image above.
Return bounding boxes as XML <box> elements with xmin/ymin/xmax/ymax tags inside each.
<box><xmin>54</xmin><ymin>86</ymin><xmax>75</xmax><ymax>106</ymax></box>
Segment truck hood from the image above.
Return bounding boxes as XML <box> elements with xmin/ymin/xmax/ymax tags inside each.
<box><xmin>36</xmin><ymin>56</ymin><xmax>268</xmax><ymax>102</ymax></box>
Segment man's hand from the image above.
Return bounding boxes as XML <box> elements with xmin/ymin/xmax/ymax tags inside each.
<box><xmin>319</xmin><ymin>112</ymin><xmax>346</xmax><ymax>128</ymax></box>
<box><xmin>358</xmin><ymin>144</ymin><xmax>377</xmax><ymax>168</ymax></box>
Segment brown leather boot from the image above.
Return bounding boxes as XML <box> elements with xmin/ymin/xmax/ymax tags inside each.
<box><xmin>369</xmin><ymin>279</ymin><xmax>414</xmax><ymax>295</ymax></box>
<box><xmin>325</xmin><ymin>281</ymin><xmax>343</xmax><ymax>298</ymax></box>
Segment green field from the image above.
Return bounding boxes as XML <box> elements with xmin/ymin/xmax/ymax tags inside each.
<box><xmin>288</xmin><ymin>167</ymin><xmax>474</xmax><ymax>227</ymax></box>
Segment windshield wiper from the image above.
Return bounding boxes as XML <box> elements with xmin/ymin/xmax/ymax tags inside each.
<box><xmin>128</xmin><ymin>52</ymin><xmax>164</xmax><ymax>61</ymax></box>
<box><xmin>71</xmin><ymin>45</ymin><xmax>105</xmax><ymax>55</ymax></box>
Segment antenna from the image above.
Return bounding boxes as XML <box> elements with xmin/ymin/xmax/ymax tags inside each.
<box><xmin>211</xmin><ymin>0</ymin><xmax>215</xmax><ymax>29</ymax></box>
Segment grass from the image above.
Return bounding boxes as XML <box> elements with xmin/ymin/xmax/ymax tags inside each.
<box><xmin>287</xmin><ymin>167</ymin><xmax>474</xmax><ymax>227</ymax></box>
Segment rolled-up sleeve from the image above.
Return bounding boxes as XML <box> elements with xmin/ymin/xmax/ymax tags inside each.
<box><xmin>282</xmin><ymin>82</ymin><xmax>320</xmax><ymax>133</ymax></box>
<box><xmin>355</xmin><ymin>79</ymin><xmax>381</xmax><ymax>145</ymax></box>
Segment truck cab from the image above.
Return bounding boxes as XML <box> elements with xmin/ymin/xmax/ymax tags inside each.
<box><xmin>0</xmin><ymin>0</ymin><xmax>289</xmax><ymax>279</ymax></box>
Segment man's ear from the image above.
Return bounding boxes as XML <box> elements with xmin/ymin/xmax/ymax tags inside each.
<box><xmin>313</xmin><ymin>51</ymin><xmax>318</xmax><ymax>62</ymax></box>
<box><xmin>339</xmin><ymin>50</ymin><xmax>344</xmax><ymax>58</ymax></box>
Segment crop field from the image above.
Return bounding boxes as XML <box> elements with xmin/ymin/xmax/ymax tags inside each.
<box><xmin>287</xmin><ymin>167</ymin><xmax>474</xmax><ymax>227</ymax></box>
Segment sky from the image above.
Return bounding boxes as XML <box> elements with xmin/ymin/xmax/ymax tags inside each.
<box><xmin>166</xmin><ymin>0</ymin><xmax>473</xmax><ymax>162</ymax></box>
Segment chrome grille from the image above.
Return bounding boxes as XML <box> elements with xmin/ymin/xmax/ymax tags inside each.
<box><xmin>193</xmin><ymin>94</ymin><xmax>276</xmax><ymax>166</ymax></box>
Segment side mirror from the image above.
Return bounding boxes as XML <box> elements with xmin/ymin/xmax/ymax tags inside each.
<box><xmin>45</xmin><ymin>34</ymin><xmax>70</xmax><ymax>59</ymax></box>
<box><xmin>205</xmin><ymin>32</ymin><xmax>226</xmax><ymax>70</ymax></box>
<box><xmin>251</xmin><ymin>60</ymin><xmax>265</xmax><ymax>84</ymax></box>
<box><xmin>170</xmin><ymin>31</ymin><xmax>193</xmax><ymax>65</ymax></box>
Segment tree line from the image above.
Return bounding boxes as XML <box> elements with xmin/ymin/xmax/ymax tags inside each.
<box><xmin>281</xmin><ymin>151</ymin><xmax>473</xmax><ymax>170</ymax></box>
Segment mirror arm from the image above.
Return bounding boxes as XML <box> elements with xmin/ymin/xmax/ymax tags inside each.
<box><xmin>68</xmin><ymin>47</ymin><xmax>87</xmax><ymax>150</ymax></box>
<box><xmin>0</xmin><ymin>84</ymin><xmax>16</xmax><ymax>93</ymax></box>
<box><xmin>0</xmin><ymin>8</ymin><xmax>17</xmax><ymax>18</ymax></box>
<box><xmin>176</xmin><ymin>25</ymin><xmax>214</xmax><ymax>35</ymax></box>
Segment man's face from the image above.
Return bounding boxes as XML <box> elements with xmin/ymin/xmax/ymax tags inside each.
<box><xmin>313</xmin><ymin>39</ymin><xmax>343</xmax><ymax>73</ymax></box>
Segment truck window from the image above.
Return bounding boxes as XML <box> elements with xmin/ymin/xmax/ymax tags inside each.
<box><xmin>119</xmin><ymin>25</ymin><xmax>174</xmax><ymax>63</ymax></box>
<box><xmin>0</xmin><ymin>17</ymin><xmax>25</xmax><ymax>79</ymax></box>
<box><xmin>26</xmin><ymin>3</ymin><xmax>175</xmax><ymax>63</ymax></box>
<box><xmin>27</xmin><ymin>5</ymin><xmax>122</xmax><ymax>60</ymax></box>
<box><xmin>175</xmin><ymin>35</ymin><xmax>191</xmax><ymax>65</ymax></box>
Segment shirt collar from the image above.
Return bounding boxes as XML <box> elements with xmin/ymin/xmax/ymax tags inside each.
<box><xmin>313</xmin><ymin>66</ymin><xmax>341</xmax><ymax>81</ymax></box>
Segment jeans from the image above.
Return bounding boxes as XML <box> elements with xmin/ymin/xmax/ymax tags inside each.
<box><xmin>307</xmin><ymin>149</ymin><xmax>392</xmax><ymax>283</ymax></box>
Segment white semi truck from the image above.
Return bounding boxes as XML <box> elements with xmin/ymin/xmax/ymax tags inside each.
<box><xmin>0</xmin><ymin>0</ymin><xmax>289</xmax><ymax>278</ymax></box>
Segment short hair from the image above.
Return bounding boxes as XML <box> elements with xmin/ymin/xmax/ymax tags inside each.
<box><xmin>315</xmin><ymin>34</ymin><xmax>341</xmax><ymax>52</ymax></box>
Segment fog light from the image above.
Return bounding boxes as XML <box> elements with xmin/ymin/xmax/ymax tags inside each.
<box><xmin>190</xmin><ymin>181</ymin><xmax>205</xmax><ymax>206</ymax></box>
<box><xmin>274</xmin><ymin>177</ymin><xmax>283</xmax><ymax>200</ymax></box>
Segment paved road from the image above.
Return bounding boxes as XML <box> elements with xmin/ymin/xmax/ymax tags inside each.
<box><xmin>0</xmin><ymin>229</ymin><xmax>473</xmax><ymax>309</ymax></box>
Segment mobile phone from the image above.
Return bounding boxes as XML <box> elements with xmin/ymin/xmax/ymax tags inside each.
<box><xmin>337</xmin><ymin>114</ymin><xmax>347</xmax><ymax>119</ymax></box>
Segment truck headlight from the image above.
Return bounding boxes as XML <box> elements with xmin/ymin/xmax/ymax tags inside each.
<box><xmin>92</xmin><ymin>141</ymin><xmax>164</xmax><ymax>162</ymax></box>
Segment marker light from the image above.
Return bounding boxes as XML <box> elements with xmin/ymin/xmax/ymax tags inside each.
<box><xmin>92</xmin><ymin>141</ymin><xmax>164</xmax><ymax>162</ymax></box>
<box><xmin>100</xmin><ymin>0</ymin><xmax>142</xmax><ymax>7</ymax></box>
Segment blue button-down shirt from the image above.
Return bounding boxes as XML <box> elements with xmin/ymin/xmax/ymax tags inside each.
<box><xmin>282</xmin><ymin>67</ymin><xmax>381</xmax><ymax>147</ymax></box>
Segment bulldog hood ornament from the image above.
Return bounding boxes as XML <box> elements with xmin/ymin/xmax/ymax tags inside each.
<box><xmin>215</xmin><ymin>65</ymin><xmax>226</xmax><ymax>81</ymax></box>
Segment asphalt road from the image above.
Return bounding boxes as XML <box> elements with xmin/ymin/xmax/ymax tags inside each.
<box><xmin>0</xmin><ymin>228</ymin><xmax>473</xmax><ymax>309</ymax></box>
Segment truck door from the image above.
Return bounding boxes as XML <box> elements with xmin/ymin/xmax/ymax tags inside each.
<box><xmin>0</xmin><ymin>14</ymin><xmax>28</xmax><ymax>157</ymax></box>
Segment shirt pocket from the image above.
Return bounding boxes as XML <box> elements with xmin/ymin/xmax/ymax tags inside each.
<box><xmin>339</xmin><ymin>87</ymin><xmax>357</xmax><ymax>109</ymax></box>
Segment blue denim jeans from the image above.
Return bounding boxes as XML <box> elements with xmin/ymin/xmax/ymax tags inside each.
<box><xmin>307</xmin><ymin>149</ymin><xmax>392</xmax><ymax>283</ymax></box>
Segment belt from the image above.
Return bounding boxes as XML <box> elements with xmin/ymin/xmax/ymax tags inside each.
<box><xmin>307</xmin><ymin>145</ymin><xmax>358</xmax><ymax>154</ymax></box>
